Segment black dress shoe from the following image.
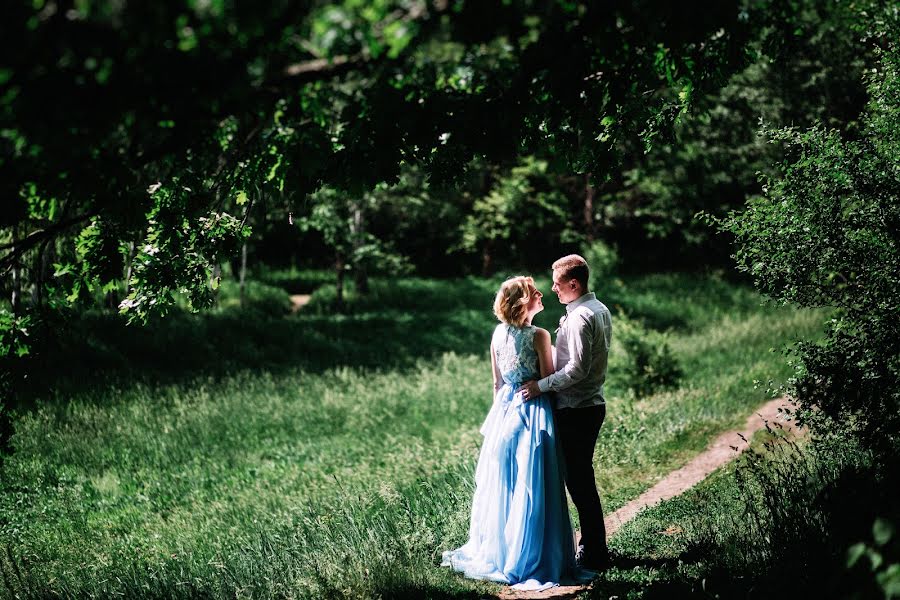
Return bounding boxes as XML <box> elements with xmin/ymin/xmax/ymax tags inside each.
<box><xmin>575</xmin><ymin>545</ymin><xmax>610</xmax><ymax>571</ymax></box>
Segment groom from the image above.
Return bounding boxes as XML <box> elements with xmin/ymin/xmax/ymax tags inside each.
<box><xmin>519</xmin><ymin>254</ymin><xmax>612</xmax><ymax>571</ymax></box>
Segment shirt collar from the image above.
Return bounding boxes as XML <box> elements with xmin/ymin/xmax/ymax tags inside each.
<box><xmin>566</xmin><ymin>292</ymin><xmax>596</xmax><ymax>313</ymax></box>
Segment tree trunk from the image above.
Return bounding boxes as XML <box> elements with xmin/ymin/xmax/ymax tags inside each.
<box><xmin>11</xmin><ymin>226</ymin><xmax>21</xmax><ymax>315</ymax></box>
<box><xmin>239</xmin><ymin>241</ymin><xmax>248</xmax><ymax>308</ymax></box>
<box><xmin>104</xmin><ymin>240</ymin><xmax>120</xmax><ymax>311</ymax></box>
<box><xmin>335</xmin><ymin>250</ymin><xmax>345</xmax><ymax>312</ymax></box>
<box><xmin>124</xmin><ymin>241</ymin><xmax>136</xmax><ymax>296</ymax></box>
<box><xmin>212</xmin><ymin>263</ymin><xmax>222</xmax><ymax>307</ymax></box>
<box><xmin>105</xmin><ymin>289</ymin><xmax>119</xmax><ymax>311</ymax></box>
<box><xmin>481</xmin><ymin>240</ymin><xmax>493</xmax><ymax>277</ymax></box>
<box><xmin>36</xmin><ymin>236</ymin><xmax>56</xmax><ymax>310</ymax></box>
<box><xmin>350</xmin><ymin>200</ymin><xmax>369</xmax><ymax>295</ymax></box>
<box><xmin>584</xmin><ymin>172</ymin><xmax>595</xmax><ymax>243</ymax></box>
<box><xmin>32</xmin><ymin>241</ymin><xmax>45</xmax><ymax>309</ymax></box>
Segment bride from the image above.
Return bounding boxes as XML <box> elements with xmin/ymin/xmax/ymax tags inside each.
<box><xmin>442</xmin><ymin>276</ymin><xmax>583</xmax><ymax>591</ymax></box>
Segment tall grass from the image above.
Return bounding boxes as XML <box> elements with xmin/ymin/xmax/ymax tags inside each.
<box><xmin>1</xmin><ymin>273</ymin><xmax>827</xmax><ymax>598</ymax></box>
<box><xmin>598</xmin><ymin>426</ymin><xmax>899</xmax><ymax>598</ymax></box>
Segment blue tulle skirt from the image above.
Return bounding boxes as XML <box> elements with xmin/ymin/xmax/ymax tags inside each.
<box><xmin>442</xmin><ymin>383</ymin><xmax>581</xmax><ymax>591</ymax></box>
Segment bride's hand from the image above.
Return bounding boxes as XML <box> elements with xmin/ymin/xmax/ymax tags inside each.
<box><xmin>517</xmin><ymin>380</ymin><xmax>541</xmax><ymax>401</ymax></box>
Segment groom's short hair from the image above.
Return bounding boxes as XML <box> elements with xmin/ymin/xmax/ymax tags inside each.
<box><xmin>552</xmin><ymin>254</ymin><xmax>589</xmax><ymax>290</ymax></box>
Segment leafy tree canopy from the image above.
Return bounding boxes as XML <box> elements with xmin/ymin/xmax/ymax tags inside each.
<box><xmin>1</xmin><ymin>0</ymin><xmax>800</xmax><ymax>330</ymax></box>
<box><xmin>711</xmin><ymin>11</ymin><xmax>900</xmax><ymax>452</ymax></box>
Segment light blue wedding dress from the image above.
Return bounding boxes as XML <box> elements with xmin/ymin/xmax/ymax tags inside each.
<box><xmin>442</xmin><ymin>324</ymin><xmax>580</xmax><ymax>591</ymax></box>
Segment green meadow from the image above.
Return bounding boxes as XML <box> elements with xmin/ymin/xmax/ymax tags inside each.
<box><xmin>0</xmin><ymin>273</ymin><xmax>826</xmax><ymax>598</ymax></box>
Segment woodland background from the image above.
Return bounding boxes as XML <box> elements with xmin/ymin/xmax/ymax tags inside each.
<box><xmin>1</xmin><ymin>1</ymin><xmax>898</xmax><ymax>598</ymax></box>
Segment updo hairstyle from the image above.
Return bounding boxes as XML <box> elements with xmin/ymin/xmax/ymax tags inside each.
<box><xmin>493</xmin><ymin>276</ymin><xmax>536</xmax><ymax>328</ymax></box>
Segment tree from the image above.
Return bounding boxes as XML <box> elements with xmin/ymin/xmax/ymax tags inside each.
<box><xmin>457</xmin><ymin>157</ymin><xmax>570</xmax><ymax>275</ymax></box>
<box><xmin>1</xmin><ymin>0</ymin><xmax>792</xmax><ymax>356</ymax></box>
<box><xmin>301</xmin><ymin>185</ymin><xmax>410</xmax><ymax>309</ymax></box>
<box><xmin>712</xmin><ymin>11</ymin><xmax>900</xmax><ymax>453</ymax></box>
<box><xmin>596</xmin><ymin>0</ymin><xmax>873</xmax><ymax>268</ymax></box>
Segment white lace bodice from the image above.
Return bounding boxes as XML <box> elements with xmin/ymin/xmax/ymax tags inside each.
<box><xmin>492</xmin><ymin>324</ymin><xmax>540</xmax><ymax>386</ymax></box>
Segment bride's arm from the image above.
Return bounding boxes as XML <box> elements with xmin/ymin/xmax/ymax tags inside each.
<box><xmin>490</xmin><ymin>340</ymin><xmax>502</xmax><ymax>393</ymax></box>
<box><xmin>534</xmin><ymin>329</ymin><xmax>554</xmax><ymax>379</ymax></box>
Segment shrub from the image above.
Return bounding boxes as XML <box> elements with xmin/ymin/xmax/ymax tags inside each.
<box><xmin>711</xmin><ymin>37</ymin><xmax>900</xmax><ymax>453</ymax></box>
<box><xmin>616</xmin><ymin>314</ymin><xmax>683</xmax><ymax>398</ymax></box>
<box><xmin>846</xmin><ymin>517</ymin><xmax>900</xmax><ymax>599</ymax></box>
<box><xmin>256</xmin><ymin>267</ymin><xmax>333</xmax><ymax>294</ymax></box>
<box><xmin>0</xmin><ymin>309</ymin><xmax>30</xmax><ymax>360</ymax></box>
<box><xmin>675</xmin><ymin>433</ymin><xmax>900</xmax><ymax>598</ymax></box>
<box><xmin>582</xmin><ymin>239</ymin><xmax>619</xmax><ymax>282</ymax></box>
<box><xmin>216</xmin><ymin>279</ymin><xmax>291</xmax><ymax>317</ymax></box>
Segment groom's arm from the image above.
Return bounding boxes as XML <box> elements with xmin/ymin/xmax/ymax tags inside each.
<box><xmin>537</xmin><ymin>314</ymin><xmax>596</xmax><ymax>393</ymax></box>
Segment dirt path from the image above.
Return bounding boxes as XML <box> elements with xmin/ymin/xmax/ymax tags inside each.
<box><xmin>497</xmin><ymin>397</ymin><xmax>800</xmax><ymax>600</ymax></box>
<box><xmin>289</xmin><ymin>294</ymin><xmax>311</xmax><ymax>313</ymax></box>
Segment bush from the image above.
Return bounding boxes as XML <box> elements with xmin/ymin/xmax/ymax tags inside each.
<box><xmin>615</xmin><ymin>315</ymin><xmax>683</xmax><ymax>398</ymax></box>
<box><xmin>846</xmin><ymin>517</ymin><xmax>900</xmax><ymax>599</ymax></box>
<box><xmin>582</xmin><ymin>239</ymin><xmax>619</xmax><ymax>282</ymax></box>
<box><xmin>0</xmin><ymin>309</ymin><xmax>30</xmax><ymax>360</ymax></box>
<box><xmin>676</xmin><ymin>434</ymin><xmax>900</xmax><ymax>598</ymax></box>
<box><xmin>712</xmin><ymin>37</ymin><xmax>900</xmax><ymax>452</ymax></box>
<box><xmin>255</xmin><ymin>267</ymin><xmax>333</xmax><ymax>294</ymax></box>
<box><xmin>216</xmin><ymin>279</ymin><xmax>291</xmax><ymax>317</ymax></box>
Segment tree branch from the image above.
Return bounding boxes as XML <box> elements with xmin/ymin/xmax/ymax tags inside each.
<box><xmin>122</xmin><ymin>0</ymin><xmax>447</xmax><ymax>168</ymax></box>
<box><xmin>268</xmin><ymin>0</ymin><xmax>448</xmax><ymax>87</ymax></box>
<box><xmin>282</xmin><ymin>53</ymin><xmax>362</xmax><ymax>78</ymax></box>
<box><xmin>0</xmin><ymin>212</ymin><xmax>96</xmax><ymax>272</ymax></box>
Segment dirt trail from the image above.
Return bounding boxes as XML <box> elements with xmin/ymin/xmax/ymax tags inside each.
<box><xmin>289</xmin><ymin>294</ymin><xmax>311</xmax><ymax>313</ymax></box>
<box><xmin>497</xmin><ymin>397</ymin><xmax>800</xmax><ymax>600</ymax></box>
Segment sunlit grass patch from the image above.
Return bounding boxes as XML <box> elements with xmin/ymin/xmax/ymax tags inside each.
<box><xmin>1</xmin><ymin>273</ymin><xmax>829</xmax><ymax>598</ymax></box>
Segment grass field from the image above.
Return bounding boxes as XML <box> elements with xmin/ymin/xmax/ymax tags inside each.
<box><xmin>0</xmin><ymin>272</ymin><xmax>827</xmax><ymax>598</ymax></box>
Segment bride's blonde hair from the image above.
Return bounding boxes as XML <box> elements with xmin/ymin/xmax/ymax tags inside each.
<box><xmin>493</xmin><ymin>276</ymin><xmax>536</xmax><ymax>328</ymax></box>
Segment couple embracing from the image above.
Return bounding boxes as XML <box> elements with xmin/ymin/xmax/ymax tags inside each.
<box><xmin>442</xmin><ymin>254</ymin><xmax>612</xmax><ymax>591</ymax></box>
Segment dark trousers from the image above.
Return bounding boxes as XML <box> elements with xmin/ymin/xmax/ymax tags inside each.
<box><xmin>554</xmin><ymin>403</ymin><xmax>608</xmax><ymax>559</ymax></box>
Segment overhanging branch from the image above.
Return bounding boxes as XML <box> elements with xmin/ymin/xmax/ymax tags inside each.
<box><xmin>0</xmin><ymin>212</ymin><xmax>96</xmax><ymax>272</ymax></box>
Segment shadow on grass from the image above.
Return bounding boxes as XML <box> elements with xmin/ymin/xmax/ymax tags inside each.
<box><xmin>9</xmin><ymin>581</ymin><xmax>489</xmax><ymax>600</ymax></box>
<box><xmin>586</xmin><ymin>441</ymin><xmax>900</xmax><ymax>600</ymax></box>
<box><xmin>369</xmin><ymin>584</ymin><xmax>490</xmax><ymax>600</ymax></box>
<box><xmin>603</xmin><ymin>271</ymin><xmax>765</xmax><ymax>332</ymax></box>
<box><xmin>574</xmin><ymin>552</ymin><xmax>700</xmax><ymax>599</ymax></box>
<box><xmin>10</xmin><ymin>277</ymin><xmax>498</xmax><ymax>404</ymax></box>
<box><xmin>10</xmin><ymin>272</ymin><xmax>761</xmax><ymax>407</ymax></box>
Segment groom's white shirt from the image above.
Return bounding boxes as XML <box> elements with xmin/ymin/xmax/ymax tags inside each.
<box><xmin>537</xmin><ymin>292</ymin><xmax>611</xmax><ymax>409</ymax></box>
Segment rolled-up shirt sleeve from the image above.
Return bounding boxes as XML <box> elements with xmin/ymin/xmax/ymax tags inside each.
<box><xmin>538</xmin><ymin>314</ymin><xmax>594</xmax><ymax>393</ymax></box>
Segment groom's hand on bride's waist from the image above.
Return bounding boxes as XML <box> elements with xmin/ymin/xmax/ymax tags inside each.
<box><xmin>517</xmin><ymin>380</ymin><xmax>541</xmax><ymax>401</ymax></box>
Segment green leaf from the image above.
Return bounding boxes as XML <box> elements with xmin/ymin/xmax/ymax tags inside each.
<box><xmin>67</xmin><ymin>280</ymin><xmax>82</xmax><ymax>304</ymax></box>
<box><xmin>53</xmin><ymin>263</ymin><xmax>74</xmax><ymax>277</ymax></box>
<box><xmin>873</xmin><ymin>518</ymin><xmax>894</xmax><ymax>547</ymax></box>
<box><xmin>847</xmin><ymin>542</ymin><xmax>867</xmax><ymax>568</ymax></box>
<box><xmin>869</xmin><ymin>549</ymin><xmax>884</xmax><ymax>571</ymax></box>
<box><xmin>876</xmin><ymin>564</ymin><xmax>900</xmax><ymax>597</ymax></box>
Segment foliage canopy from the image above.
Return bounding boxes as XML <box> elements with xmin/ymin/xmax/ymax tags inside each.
<box><xmin>713</xmin><ymin>24</ymin><xmax>900</xmax><ymax>452</ymax></box>
<box><xmin>2</xmin><ymin>0</ymin><xmax>777</xmax><ymax>322</ymax></box>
